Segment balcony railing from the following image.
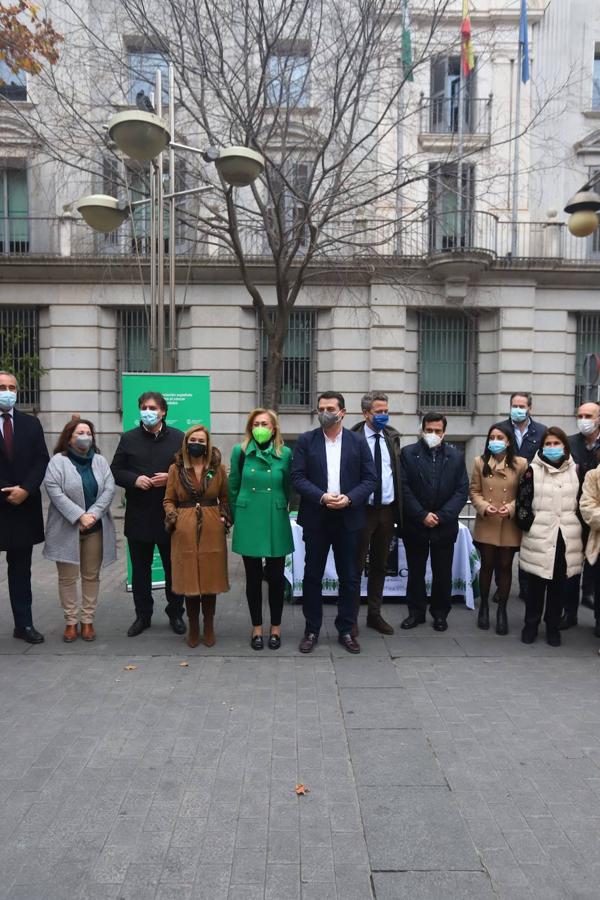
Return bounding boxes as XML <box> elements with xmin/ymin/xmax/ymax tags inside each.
<box><xmin>2</xmin><ymin>212</ymin><xmax>600</xmax><ymax>267</ymax></box>
<box><xmin>419</xmin><ymin>94</ymin><xmax>492</xmax><ymax>136</ymax></box>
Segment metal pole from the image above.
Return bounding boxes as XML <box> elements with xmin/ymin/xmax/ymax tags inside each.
<box><xmin>149</xmin><ymin>158</ymin><xmax>158</xmax><ymax>371</ymax></box>
<box><xmin>511</xmin><ymin>42</ymin><xmax>523</xmax><ymax>258</ymax></box>
<box><xmin>456</xmin><ymin>64</ymin><xmax>465</xmax><ymax>250</ymax></box>
<box><xmin>155</xmin><ymin>68</ymin><xmax>165</xmax><ymax>372</ymax></box>
<box><xmin>168</xmin><ymin>64</ymin><xmax>177</xmax><ymax>372</ymax></box>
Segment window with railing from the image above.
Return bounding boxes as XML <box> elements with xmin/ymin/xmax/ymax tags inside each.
<box><xmin>429</xmin><ymin>55</ymin><xmax>474</xmax><ymax>134</ymax></box>
<box><xmin>575</xmin><ymin>312</ymin><xmax>600</xmax><ymax>406</ymax></box>
<box><xmin>126</xmin><ymin>44</ymin><xmax>169</xmax><ymax>105</ymax></box>
<box><xmin>116</xmin><ymin>308</ymin><xmax>175</xmax><ymax>405</ymax></box>
<box><xmin>266</xmin><ymin>161</ymin><xmax>311</xmax><ymax>253</ymax></box>
<box><xmin>593</xmin><ymin>45</ymin><xmax>600</xmax><ymax>110</ymax></box>
<box><xmin>418</xmin><ymin>311</ymin><xmax>477</xmax><ymax>411</ymax></box>
<box><xmin>0</xmin><ymin>307</ymin><xmax>41</xmax><ymax>408</ymax></box>
<box><xmin>428</xmin><ymin>163</ymin><xmax>475</xmax><ymax>252</ymax></box>
<box><xmin>266</xmin><ymin>44</ymin><xmax>310</xmax><ymax>108</ymax></box>
<box><xmin>259</xmin><ymin>309</ymin><xmax>316</xmax><ymax>409</ymax></box>
<box><xmin>0</xmin><ymin>166</ymin><xmax>28</xmax><ymax>254</ymax></box>
<box><xmin>0</xmin><ymin>61</ymin><xmax>26</xmax><ymax>100</ymax></box>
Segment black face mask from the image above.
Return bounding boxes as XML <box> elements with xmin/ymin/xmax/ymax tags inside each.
<box><xmin>188</xmin><ymin>443</ymin><xmax>207</xmax><ymax>458</ymax></box>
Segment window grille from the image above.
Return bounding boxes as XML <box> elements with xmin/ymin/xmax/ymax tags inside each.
<box><xmin>0</xmin><ymin>307</ymin><xmax>40</xmax><ymax>408</ymax></box>
<box><xmin>258</xmin><ymin>309</ymin><xmax>316</xmax><ymax>409</ymax></box>
<box><xmin>418</xmin><ymin>311</ymin><xmax>477</xmax><ymax>411</ymax></box>
<box><xmin>116</xmin><ymin>308</ymin><xmax>175</xmax><ymax>406</ymax></box>
<box><xmin>575</xmin><ymin>312</ymin><xmax>600</xmax><ymax>406</ymax></box>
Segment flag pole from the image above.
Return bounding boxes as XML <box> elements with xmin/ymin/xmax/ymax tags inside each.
<box><xmin>510</xmin><ymin>41</ymin><xmax>522</xmax><ymax>258</ymax></box>
<box><xmin>457</xmin><ymin>60</ymin><xmax>465</xmax><ymax>250</ymax></box>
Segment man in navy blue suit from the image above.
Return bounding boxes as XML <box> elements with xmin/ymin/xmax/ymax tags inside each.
<box><xmin>291</xmin><ymin>391</ymin><xmax>377</xmax><ymax>654</ymax></box>
<box><xmin>400</xmin><ymin>413</ymin><xmax>468</xmax><ymax>632</ymax></box>
<box><xmin>0</xmin><ymin>370</ymin><xmax>49</xmax><ymax>643</ymax></box>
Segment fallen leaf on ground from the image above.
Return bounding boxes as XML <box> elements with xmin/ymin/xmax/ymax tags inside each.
<box><xmin>295</xmin><ymin>784</ymin><xmax>310</xmax><ymax>795</ymax></box>
<box><xmin>179</xmin><ymin>661</ymin><xmax>189</xmax><ymax>667</ymax></box>
<box><xmin>124</xmin><ymin>664</ymin><xmax>138</xmax><ymax>671</ymax></box>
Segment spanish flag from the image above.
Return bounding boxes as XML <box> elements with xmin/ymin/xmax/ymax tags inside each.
<box><xmin>461</xmin><ymin>0</ymin><xmax>475</xmax><ymax>75</ymax></box>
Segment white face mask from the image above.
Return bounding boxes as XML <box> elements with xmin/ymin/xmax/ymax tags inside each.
<box><xmin>577</xmin><ymin>418</ymin><xmax>598</xmax><ymax>436</ymax></box>
<box><xmin>423</xmin><ymin>432</ymin><xmax>442</xmax><ymax>449</ymax></box>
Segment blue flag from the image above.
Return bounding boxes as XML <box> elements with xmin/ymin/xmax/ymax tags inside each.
<box><xmin>519</xmin><ymin>0</ymin><xmax>530</xmax><ymax>83</ymax></box>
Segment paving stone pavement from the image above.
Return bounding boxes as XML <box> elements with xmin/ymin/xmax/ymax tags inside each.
<box><xmin>1</xmin><ymin>528</ymin><xmax>600</xmax><ymax>899</ymax></box>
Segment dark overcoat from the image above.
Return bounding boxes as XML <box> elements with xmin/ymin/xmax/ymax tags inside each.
<box><xmin>111</xmin><ymin>423</ymin><xmax>184</xmax><ymax>544</ymax></box>
<box><xmin>0</xmin><ymin>409</ymin><xmax>49</xmax><ymax>549</ymax></box>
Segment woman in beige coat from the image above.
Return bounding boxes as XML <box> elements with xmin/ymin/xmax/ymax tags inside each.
<box><xmin>516</xmin><ymin>427</ymin><xmax>583</xmax><ymax>647</ymax></box>
<box><xmin>164</xmin><ymin>425</ymin><xmax>231</xmax><ymax>648</ymax></box>
<box><xmin>579</xmin><ymin>466</ymin><xmax>600</xmax><ymax>640</ymax></box>
<box><xmin>470</xmin><ymin>424</ymin><xmax>528</xmax><ymax>635</ymax></box>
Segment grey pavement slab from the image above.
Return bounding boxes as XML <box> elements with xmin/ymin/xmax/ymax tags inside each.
<box><xmin>347</xmin><ymin>728</ymin><xmax>447</xmax><ymax>786</ymax></box>
<box><xmin>373</xmin><ymin>871</ymin><xmax>496</xmax><ymax>899</ymax></box>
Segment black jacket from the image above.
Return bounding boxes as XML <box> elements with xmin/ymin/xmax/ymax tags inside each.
<box><xmin>400</xmin><ymin>439</ymin><xmax>468</xmax><ymax>544</ymax></box>
<box><xmin>0</xmin><ymin>409</ymin><xmax>49</xmax><ymax>549</ymax></box>
<box><xmin>111</xmin><ymin>423</ymin><xmax>184</xmax><ymax>543</ymax></box>
<box><xmin>350</xmin><ymin>420</ymin><xmax>403</xmax><ymax>527</ymax></box>
<box><xmin>291</xmin><ymin>427</ymin><xmax>377</xmax><ymax>533</ymax></box>
<box><xmin>494</xmin><ymin>417</ymin><xmax>547</xmax><ymax>463</ymax></box>
<box><xmin>567</xmin><ymin>432</ymin><xmax>599</xmax><ymax>481</ymax></box>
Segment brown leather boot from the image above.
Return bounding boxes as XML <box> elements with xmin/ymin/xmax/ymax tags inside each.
<box><xmin>202</xmin><ymin>595</ymin><xmax>216</xmax><ymax>647</ymax></box>
<box><xmin>185</xmin><ymin>597</ymin><xmax>201</xmax><ymax>648</ymax></box>
<box><xmin>80</xmin><ymin>623</ymin><xmax>96</xmax><ymax>641</ymax></box>
<box><xmin>63</xmin><ymin>624</ymin><xmax>78</xmax><ymax>642</ymax></box>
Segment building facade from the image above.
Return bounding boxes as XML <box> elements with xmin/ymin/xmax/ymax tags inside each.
<box><xmin>0</xmin><ymin>0</ymin><xmax>599</xmax><ymax>464</ymax></box>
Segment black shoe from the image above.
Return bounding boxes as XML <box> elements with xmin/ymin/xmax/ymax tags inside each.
<box><xmin>127</xmin><ymin>617</ymin><xmax>151</xmax><ymax>637</ymax></box>
<box><xmin>496</xmin><ymin>601</ymin><xmax>508</xmax><ymax>636</ymax></box>
<box><xmin>13</xmin><ymin>626</ymin><xmax>44</xmax><ymax>644</ymax></box>
<box><xmin>338</xmin><ymin>633</ymin><xmax>361</xmax><ymax>654</ymax></box>
<box><xmin>169</xmin><ymin>616</ymin><xmax>186</xmax><ymax>636</ymax></box>
<box><xmin>400</xmin><ymin>614</ymin><xmax>425</xmax><ymax>630</ymax></box>
<box><xmin>432</xmin><ymin>618</ymin><xmax>448</xmax><ymax>632</ymax></box>
<box><xmin>546</xmin><ymin>629</ymin><xmax>561</xmax><ymax>647</ymax></box>
<box><xmin>582</xmin><ymin>595</ymin><xmax>595</xmax><ymax>611</ymax></box>
<box><xmin>251</xmin><ymin>634</ymin><xmax>264</xmax><ymax>651</ymax></box>
<box><xmin>521</xmin><ymin>623</ymin><xmax>538</xmax><ymax>644</ymax></box>
<box><xmin>477</xmin><ymin>601</ymin><xmax>490</xmax><ymax>630</ymax></box>
<box><xmin>558</xmin><ymin>613</ymin><xmax>577</xmax><ymax>631</ymax></box>
<box><xmin>299</xmin><ymin>632</ymin><xmax>318</xmax><ymax>653</ymax></box>
<box><xmin>268</xmin><ymin>633</ymin><xmax>281</xmax><ymax>650</ymax></box>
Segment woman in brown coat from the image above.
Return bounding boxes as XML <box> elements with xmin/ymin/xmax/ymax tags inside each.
<box><xmin>469</xmin><ymin>424</ymin><xmax>528</xmax><ymax>635</ymax></box>
<box><xmin>164</xmin><ymin>425</ymin><xmax>231</xmax><ymax>648</ymax></box>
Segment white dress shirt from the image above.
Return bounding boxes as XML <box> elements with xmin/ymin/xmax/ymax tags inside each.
<box><xmin>324</xmin><ymin>428</ymin><xmax>343</xmax><ymax>494</ymax></box>
<box><xmin>0</xmin><ymin>407</ymin><xmax>14</xmax><ymax>437</ymax></box>
<box><xmin>512</xmin><ymin>418</ymin><xmax>530</xmax><ymax>450</ymax></box>
<box><xmin>364</xmin><ymin>423</ymin><xmax>395</xmax><ymax>505</ymax></box>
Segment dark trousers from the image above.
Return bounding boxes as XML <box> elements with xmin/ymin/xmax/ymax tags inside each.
<box><xmin>404</xmin><ymin>537</ymin><xmax>455</xmax><ymax>620</ymax></box>
<box><xmin>5</xmin><ymin>546</ymin><xmax>34</xmax><ymax>629</ymax></box>
<box><xmin>302</xmin><ymin>517</ymin><xmax>360</xmax><ymax>637</ymax></box>
<box><xmin>128</xmin><ymin>538</ymin><xmax>183</xmax><ymax>621</ymax></box>
<box><xmin>242</xmin><ymin>555</ymin><xmax>285</xmax><ymax>627</ymax></box>
<box><xmin>354</xmin><ymin>505</ymin><xmax>396</xmax><ymax>621</ymax></box>
<box><xmin>564</xmin><ymin>561</ymin><xmax>598</xmax><ymax>619</ymax></box>
<box><xmin>525</xmin><ymin>532</ymin><xmax>566</xmax><ymax>633</ymax></box>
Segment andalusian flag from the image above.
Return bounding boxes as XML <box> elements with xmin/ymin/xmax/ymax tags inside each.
<box><xmin>401</xmin><ymin>0</ymin><xmax>413</xmax><ymax>82</ymax></box>
<box><xmin>461</xmin><ymin>0</ymin><xmax>475</xmax><ymax>76</ymax></box>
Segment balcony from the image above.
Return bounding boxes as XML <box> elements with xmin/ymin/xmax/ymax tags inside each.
<box><xmin>418</xmin><ymin>95</ymin><xmax>492</xmax><ymax>152</ymax></box>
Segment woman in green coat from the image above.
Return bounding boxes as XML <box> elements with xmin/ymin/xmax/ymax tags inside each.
<box><xmin>229</xmin><ymin>407</ymin><xmax>294</xmax><ymax>650</ymax></box>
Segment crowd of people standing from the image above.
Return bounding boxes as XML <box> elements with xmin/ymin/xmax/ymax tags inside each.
<box><xmin>0</xmin><ymin>369</ymin><xmax>599</xmax><ymax>655</ymax></box>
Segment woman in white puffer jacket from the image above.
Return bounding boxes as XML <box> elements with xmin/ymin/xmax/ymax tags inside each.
<box><xmin>516</xmin><ymin>426</ymin><xmax>583</xmax><ymax>647</ymax></box>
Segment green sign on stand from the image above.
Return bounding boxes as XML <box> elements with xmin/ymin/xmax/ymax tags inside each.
<box><xmin>121</xmin><ymin>372</ymin><xmax>211</xmax><ymax>589</ymax></box>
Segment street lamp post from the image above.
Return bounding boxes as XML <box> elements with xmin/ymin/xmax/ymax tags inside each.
<box><xmin>74</xmin><ymin>66</ymin><xmax>264</xmax><ymax>372</ymax></box>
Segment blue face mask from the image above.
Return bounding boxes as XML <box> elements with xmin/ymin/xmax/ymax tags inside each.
<box><xmin>510</xmin><ymin>406</ymin><xmax>528</xmax><ymax>423</ymax></box>
<box><xmin>0</xmin><ymin>390</ymin><xmax>17</xmax><ymax>411</ymax></box>
<box><xmin>542</xmin><ymin>446</ymin><xmax>564</xmax><ymax>462</ymax></box>
<box><xmin>488</xmin><ymin>440</ymin><xmax>508</xmax><ymax>455</ymax></box>
<box><xmin>372</xmin><ymin>413</ymin><xmax>389</xmax><ymax>430</ymax></box>
<box><xmin>140</xmin><ymin>409</ymin><xmax>160</xmax><ymax>427</ymax></box>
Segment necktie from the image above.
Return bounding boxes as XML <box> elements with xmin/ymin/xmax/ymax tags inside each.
<box><xmin>374</xmin><ymin>433</ymin><xmax>382</xmax><ymax>506</ymax></box>
<box><xmin>2</xmin><ymin>413</ymin><xmax>13</xmax><ymax>459</ymax></box>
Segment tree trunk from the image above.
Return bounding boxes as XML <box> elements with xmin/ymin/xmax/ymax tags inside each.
<box><xmin>262</xmin><ymin>319</ymin><xmax>287</xmax><ymax>410</ymax></box>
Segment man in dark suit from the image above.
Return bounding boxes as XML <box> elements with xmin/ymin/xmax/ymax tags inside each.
<box><xmin>351</xmin><ymin>391</ymin><xmax>402</xmax><ymax>636</ymax></box>
<box><xmin>400</xmin><ymin>413</ymin><xmax>468</xmax><ymax>632</ymax></box>
<box><xmin>111</xmin><ymin>391</ymin><xmax>185</xmax><ymax>637</ymax></box>
<box><xmin>0</xmin><ymin>370</ymin><xmax>49</xmax><ymax>643</ymax></box>
<box><xmin>291</xmin><ymin>391</ymin><xmax>377</xmax><ymax>654</ymax></box>
<box><xmin>561</xmin><ymin>401</ymin><xmax>600</xmax><ymax>630</ymax></box>
<box><xmin>495</xmin><ymin>391</ymin><xmax>547</xmax><ymax>601</ymax></box>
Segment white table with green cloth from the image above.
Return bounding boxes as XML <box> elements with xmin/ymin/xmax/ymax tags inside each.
<box><xmin>284</xmin><ymin>517</ymin><xmax>481</xmax><ymax>608</ymax></box>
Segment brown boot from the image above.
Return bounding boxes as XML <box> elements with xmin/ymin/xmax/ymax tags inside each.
<box><xmin>202</xmin><ymin>595</ymin><xmax>216</xmax><ymax>647</ymax></box>
<box><xmin>63</xmin><ymin>624</ymin><xmax>78</xmax><ymax>642</ymax></box>
<box><xmin>185</xmin><ymin>596</ymin><xmax>201</xmax><ymax>648</ymax></box>
<box><xmin>80</xmin><ymin>623</ymin><xmax>96</xmax><ymax>641</ymax></box>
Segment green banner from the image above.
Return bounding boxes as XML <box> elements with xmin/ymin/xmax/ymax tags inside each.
<box><xmin>121</xmin><ymin>372</ymin><xmax>211</xmax><ymax>589</ymax></box>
